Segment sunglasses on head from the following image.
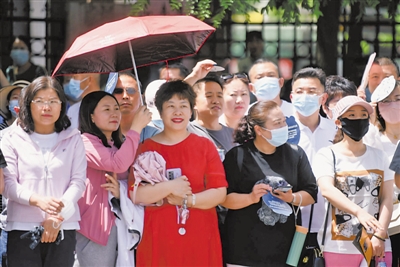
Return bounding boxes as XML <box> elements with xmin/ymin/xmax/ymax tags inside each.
<box><xmin>220</xmin><ymin>73</ymin><xmax>249</xmax><ymax>83</ymax></box>
<box><xmin>113</xmin><ymin>87</ymin><xmax>137</xmax><ymax>95</ymax></box>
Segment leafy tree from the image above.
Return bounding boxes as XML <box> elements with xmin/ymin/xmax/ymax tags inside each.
<box><xmin>130</xmin><ymin>0</ymin><xmax>399</xmax><ymax>77</ymax></box>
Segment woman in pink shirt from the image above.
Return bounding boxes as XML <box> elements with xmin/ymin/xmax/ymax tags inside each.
<box><xmin>76</xmin><ymin>91</ymin><xmax>151</xmax><ymax>266</ymax></box>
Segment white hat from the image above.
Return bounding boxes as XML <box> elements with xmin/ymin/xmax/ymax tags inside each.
<box><xmin>371</xmin><ymin>75</ymin><xmax>396</xmax><ymax>102</ymax></box>
<box><xmin>145</xmin><ymin>79</ymin><xmax>166</xmax><ymax>120</ymax></box>
<box><xmin>332</xmin><ymin>95</ymin><xmax>373</xmax><ymax>120</ymax></box>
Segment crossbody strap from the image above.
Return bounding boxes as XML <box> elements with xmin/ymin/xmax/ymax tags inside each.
<box><xmin>321</xmin><ymin>149</ymin><xmax>336</xmax><ymax>248</ymax></box>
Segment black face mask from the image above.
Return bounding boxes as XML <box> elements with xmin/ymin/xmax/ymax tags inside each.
<box><xmin>339</xmin><ymin>118</ymin><xmax>369</xmax><ymax>142</ymax></box>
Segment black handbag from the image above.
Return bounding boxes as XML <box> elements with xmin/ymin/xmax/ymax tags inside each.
<box><xmin>299</xmin><ymin>149</ymin><xmax>337</xmax><ymax>267</ymax></box>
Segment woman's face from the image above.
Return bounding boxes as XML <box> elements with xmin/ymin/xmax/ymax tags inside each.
<box><xmin>258</xmin><ymin>107</ymin><xmax>287</xmax><ymax>140</ymax></box>
<box><xmin>223</xmin><ymin>79</ymin><xmax>250</xmax><ymax>120</ymax></box>
<box><xmin>10</xmin><ymin>38</ymin><xmax>30</xmax><ymax>66</ymax></box>
<box><xmin>160</xmin><ymin>94</ymin><xmax>192</xmax><ymax>132</ymax></box>
<box><xmin>30</xmin><ymin>88</ymin><xmax>62</xmax><ymax>134</ymax></box>
<box><xmin>91</xmin><ymin>95</ymin><xmax>121</xmax><ymax>140</ymax></box>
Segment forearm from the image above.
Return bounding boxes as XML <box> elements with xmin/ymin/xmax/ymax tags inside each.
<box><xmin>291</xmin><ymin>191</ymin><xmax>315</xmax><ymax>206</ymax></box>
<box><xmin>183</xmin><ymin>73</ymin><xmax>199</xmax><ymax>87</ymax></box>
<box><xmin>131</xmin><ymin>181</ymin><xmax>172</xmax><ymax>205</ymax></box>
<box><xmin>395</xmin><ymin>173</ymin><xmax>400</xmax><ymax>189</ymax></box>
<box><xmin>375</xmin><ymin>181</ymin><xmax>394</xmax><ymax>237</ymax></box>
<box><xmin>221</xmin><ymin>192</ymin><xmax>255</xmax><ymax>210</ymax></box>
<box><xmin>188</xmin><ymin>187</ymin><xmax>226</xmax><ymax>210</ymax></box>
<box><xmin>319</xmin><ymin>180</ymin><xmax>362</xmax><ymax>216</ymax></box>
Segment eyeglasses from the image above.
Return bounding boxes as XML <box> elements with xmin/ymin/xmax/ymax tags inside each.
<box><xmin>220</xmin><ymin>73</ymin><xmax>249</xmax><ymax>84</ymax></box>
<box><xmin>31</xmin><ymin>99</ymin><xmax>62</xmax><ymax>107</ymax></box>
<box><xmin>113</xmin><ymin>87</ymin><xmax>137</xmax><ymax>95</ymax></box>
<box><xmin>379</xmin><ymin>98</ymin><xmax>400</xmax><ymax>106</ymax></box>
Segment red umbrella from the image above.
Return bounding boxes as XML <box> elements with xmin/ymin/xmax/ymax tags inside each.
<box><xmin>52</xmin><ymin>15</ymin><xmax>215</xmax><ymax>76</ymax></box>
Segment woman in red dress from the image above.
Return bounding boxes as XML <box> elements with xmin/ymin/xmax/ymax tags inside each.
<box><xmin>131</xmin><ymin>80</ymin><xmax>227</xmax><ymax>266</ymax></box>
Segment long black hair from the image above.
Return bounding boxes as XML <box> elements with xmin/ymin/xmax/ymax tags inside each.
<box><xmin>79</xmin><ymin>91</ymin><xmax>123</xmax><ymax>148</ymax></box>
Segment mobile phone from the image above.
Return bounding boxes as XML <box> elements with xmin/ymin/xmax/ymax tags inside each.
<box><xmin>166</xmin><ymin>168</ymin><xmax>182</xmax><ymax>180</ymax></box>
<box><xmin>273</xmin><ymin>185</ymin><xmax>292</xmax><ymax>193</ymax></box>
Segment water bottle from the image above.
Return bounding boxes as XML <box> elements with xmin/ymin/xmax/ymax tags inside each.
<box><xmin>286</xmin><ymin>225</ymin><xmax>308</xmax><ymax>266</ymax></box>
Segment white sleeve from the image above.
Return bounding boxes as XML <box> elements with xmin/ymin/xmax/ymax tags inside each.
<box><xmin>312</xmin><ymin>146</ymin><xmax>335</xmax><ymax>181</ymax></box>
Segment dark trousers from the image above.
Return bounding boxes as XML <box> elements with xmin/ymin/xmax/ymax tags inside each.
<box><xmin>390</xmin><ymin>233</ymin><xmax>400</xmax><ymax>267</ymax></box>
<box><xmin>7</xmin><ymin>230</ymin><xmax>75</xmax><ymax>267</ymax></box>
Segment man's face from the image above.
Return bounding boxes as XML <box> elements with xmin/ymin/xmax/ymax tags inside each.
<box><xmin>382</xmin><ymin>64</ymin><xmax>399</xmax><ymax>79</ymax></box>
<box><xmin>113</xmin><ymin>75</ymin><xmax>141</xmax><ymax>115</ymax></box>
<box><xmin>247</xmin><ymin>37</ymin><xmax>264</xmax><ymax>59</ymax></box>
<box><xmin>368</xmin><ymin>64</ymin><xmax>385</xmax><ymax>93</ymax></box>
<box><xmin>249</xmin><ymin>62</ymin><xmax>280</xmax><ymax>83</ymax></box>
<box><xmin>195</xmin><ymin>82</ymin><xmax>224</xmax><ymax>120</ymax></box>
<box><xmin>160</xmin><ymin>68</ymin><xmax>183</xmax><ymax>80</ymax></box>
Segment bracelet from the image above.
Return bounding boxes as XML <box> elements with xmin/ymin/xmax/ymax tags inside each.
<box><xmin>373</xmin><ymin>234</ymin><xmax>385</xmax><ymax>242</ymax></box>
<box><xmin>192</xmin><ymin>194</ymin><xmax>196</xmax><ymax>207</ymax></box>
<box><xmin>290</xmin><ymin>194</ymin><xmax>296</xmax><ymax>204</ymax></box>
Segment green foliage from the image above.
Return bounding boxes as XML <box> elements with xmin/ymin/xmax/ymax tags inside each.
<box><xmin>130</xmin><ymin>0</ymin><xmax>399</xmax><ymax>27</ymax></box>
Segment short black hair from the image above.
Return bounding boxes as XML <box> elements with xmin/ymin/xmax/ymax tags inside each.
<box><xmin>155</xmin><ymin>80</ymin><xmax>196</xmax><ymax>116</ymax></box>
<box><xmin>159</xmin><ymin>63</ymin><xmax>190</xmax><ymax>79</ymax></box>
<box><xmin>18</xmin><ymin>76</ymin><xmax>70</xmax><ymax>133</ymax></box>
<box><xmin>246</xmin><ymin>31</ymin><xmax>263</xmax><ymax>43</ymax></box>
<box><xmin>292</xmin><ymin>67</ymin><xmax>326</xmax><ymax>91</ymax></box>
<box><xmin>193</xmin><ymin>76</ymin><xmax>223</xmax><ymax>94</ymax></box>
<box><xmin>79</xmin><ymin>91</ymin><xmax>123</xmax><ymax>149</ymax></box>
<box><xmin>325</xmin><ymin>75</ymin><xmax>357</xmax><ymax>107</ymax></box>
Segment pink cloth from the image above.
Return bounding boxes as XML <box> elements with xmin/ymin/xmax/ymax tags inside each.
<box><xmin>133</xmin><ymin>151</ymin><xmax>167</xmax><ymax>185</ymax></box>
<box><xmin>132</xmin><ymin>151</ymin><xmax>168</xmax><ymax>203</ymax></box>
<box><xmin>78</xmin><ymin>130</ymin><xmax>140</xmax><ymax>246</ymax></box>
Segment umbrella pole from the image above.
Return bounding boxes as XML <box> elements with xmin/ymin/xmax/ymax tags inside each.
<box><xmin>128</xmin><ymin>40</ymin><xmax>144</xmax><ymax>106</ymax></box>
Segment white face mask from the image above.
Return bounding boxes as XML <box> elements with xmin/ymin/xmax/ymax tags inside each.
<box><xmin>253</xmin><ymin>77</ymin><xmax>281</xmax><ymax>101</ymax></box>
<box><xmin>292</xmin><ymin>94</ymin><xmax>321</xmax><ymax>117</ymax></box>
<box><xmin>260</xmin><ymin>125</ymin><xmax>289</xmax><ymax>147</ymax></box>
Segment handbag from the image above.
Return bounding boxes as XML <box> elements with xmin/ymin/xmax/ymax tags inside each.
<box><xmin>298</xmin><ymin>203</ymin><xmax>329</xmax><ymax>267</ymax></box>
<box><xmin>299</xmin><ymin>149</ymin><xmax>337</xmax><ymax>267</ymax></box>
<box><xmin>388</xmin><ymin>202</ymin><xmax>400</xmax><ymax>236</ymax></box>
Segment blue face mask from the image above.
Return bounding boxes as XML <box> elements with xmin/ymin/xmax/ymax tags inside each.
<box><xmin>8</xmin><ymin>99</ymin><xmax>19</xmax><ymax>118</ymax></box>
<box><xmin>10</xmin><ymin>49</ymin><xmax>30</xmax><ymax>66</ymax></box>
<box><xmin>292</xmin><ymin>94</ymin><xmax>321</xmax><ymax>117</ymax></box>
<box><xmin>261</xmin><ymin>125</ymin><xmax>288</xmax><ymax>147</ymax></box>
<box><xmin>65</xmin><ymin>77</ymin><xmax>89</xmax><ymax>102</ymax></box>
<box><xmin>254</xmin><ymin>77</ymin><xmax>281</xmax><ymax>101</ymax></box>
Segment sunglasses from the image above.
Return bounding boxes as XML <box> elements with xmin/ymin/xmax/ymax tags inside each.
<box><xmin>220</xmin><ymin>73</ymin><xmax>249</xmax><ymax>83</ymax></box>
<box><xmin>113</xmin><ymin>87</ymin><xmax>137</xmax><ymax>95</ymax></box>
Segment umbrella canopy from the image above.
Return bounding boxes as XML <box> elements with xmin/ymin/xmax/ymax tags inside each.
<box><xmin>52</xmin><ymin>15</ymin><xmax>215</xmax><ymax>76</ymax></box>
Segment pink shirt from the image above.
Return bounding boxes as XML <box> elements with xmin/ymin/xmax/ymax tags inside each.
<box><xmin>78</xmin><ymin>130</ymin><xmax>139</xmax><ymax>245</ymax></box>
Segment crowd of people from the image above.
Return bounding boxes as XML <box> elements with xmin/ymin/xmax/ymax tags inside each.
<box><xmin>0</xmin><ymin>34</ymin><xmax>399</xmax><ymax>267</ymax></box>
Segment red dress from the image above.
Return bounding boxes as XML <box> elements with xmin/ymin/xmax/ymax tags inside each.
<box><xmin>136</xmin><ymin>134</ymin><xmax>227</xmax><ymax>267</ymax></box>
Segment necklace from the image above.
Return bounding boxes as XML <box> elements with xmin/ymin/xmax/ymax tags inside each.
<box><xmin>385</xmin><ymin>131</ymin><xmax>400</xmax><ymax>140</ymax></box>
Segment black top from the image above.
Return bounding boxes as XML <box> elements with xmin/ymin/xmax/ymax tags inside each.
<box><xmin>6</xmin><ymin>63</ymin><xmax>47</xmax><ymax>83</ymax></box>
<box><xmin>222</xmin><ymin>141</ymin><xmax>317</xmax><ymax>267</ymax></box>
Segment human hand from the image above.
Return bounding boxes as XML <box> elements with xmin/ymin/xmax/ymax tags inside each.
<box><xmin>357</xmin><ymin>86</ymin><xmax>366</xmax><ymax>101</ymax></box>
<box><xmin>271</xmin><ymin>188</ymin><xmax>294</xmax><ymax>203</ymax></box>
<box><xmin>169</xmin><ymin>176</ymin><xmax>192</xmax><ymax>198</ymax></box>
<box><xmin>371</xmin><ymin>235</ymin><xmax>385</xmax><ymax>257</ymax></box>
<box><xmin>355</xmin><ymin>208</ymin><xmax>384</xmax><ymax>232</ymax></box>
<box><xmin>184</xmin><ymin>59</ymin><xmax>217</xmax><ymax>85</ymax></box>
<box><xmin>101</xmin><ymin>172</ymin><xmax>120</xmax><ymax>199</ymax></box>
<box><xmin>130</xmin><ymin>105</ymin><xmax>152</xmax><ymax>133</ymax></box>
<box><xmin>249</xmin><ymin>183</ymin><xmax>270</xmax><ymax>204</ymax></box>
<box><xmin>41</xmin><ymin>216</ymin><xmax>61</xmax><ymax>243</ymax></box>
<box><xmin>32</xmin><ymin>195</ymin><xmax>64</xmax><ymax>215</ymax></box>
<box><xmin>166</xmin><ymin>194</ymin><xmax>185</xmax><ymax>206</ymax></box>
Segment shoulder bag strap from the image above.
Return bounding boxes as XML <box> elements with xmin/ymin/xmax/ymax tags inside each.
<box><xmin>321</xmin><ymin>149</ymin><xmax>336</xmax><ymax>249</ymax></box>
<box><xmin>237</xmin><ymin>146</ymin><xmax>244</xmax><ymax>173</ymax></box>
